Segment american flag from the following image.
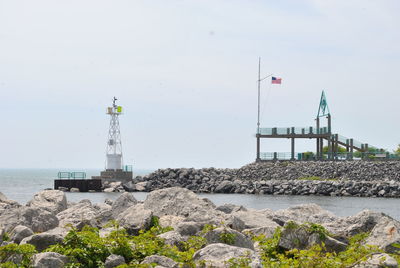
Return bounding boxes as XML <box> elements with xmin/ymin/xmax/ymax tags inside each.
<box><xmin>271</xmin><ymin>77</ymin><xmax>282</xmax><ymax>84</ymax></box>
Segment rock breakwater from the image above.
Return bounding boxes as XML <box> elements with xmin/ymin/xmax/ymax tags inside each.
<box><xmin>131</xmin><ymin>161</ymin><xmax>400</xmax><ymax>197</ymax></box>
<box><xmin>0</xmin><ymin>188</ymin><xmax>399</xmax><ymax>267</ymax></box>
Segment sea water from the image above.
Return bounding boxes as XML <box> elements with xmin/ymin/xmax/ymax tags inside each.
<box><xmin>0</xmin><ymin>169</ymin><xmax>399</xmax><ymax>220</ymax></box>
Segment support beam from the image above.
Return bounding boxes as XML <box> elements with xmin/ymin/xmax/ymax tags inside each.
<box><xmin>320</xmin><ymin>138</ymin><xmax>324</xmax><ymax>160</ymax></box>
<box><xmin>335</xmin><ymin>134</ymin><xmax>339</xmax><ymax>160</ymax></box>
<box><xmin>316</xmin><ymin>117</ymin><xmax>320</xmax><ymax>160</ymax></box>
<box><xmin>350</xmin><ymin>139</ymin><xmax>354</xmax><ymax>160</ymax></box>
<box><xmin>327</xmin><ymin>136</ymin><xmax>332</xmax><ymax>160</ymax></box>
<box><xmin>327</xmin><ymin>114</ymin><xmax>331</xmax><ymax>134</ymax></box>
<box><xmin>291</xmin><ymin>138</ymin><xmax>295</xmax><ymax>160</ymax></box>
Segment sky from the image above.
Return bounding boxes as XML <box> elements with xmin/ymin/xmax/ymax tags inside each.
<box><xmin>0</xmin><ymin>0</ymin><xmax>399</xmax><ymax>169</ymax></box>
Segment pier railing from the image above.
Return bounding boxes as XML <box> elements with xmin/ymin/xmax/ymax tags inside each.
<box><xmin>260</xmin><ymin>152</ymin><xmax>400</xmax><ymax>161</ymax></box>
<box><xmin>57</xmin><ymin>172</ymin><xmax>86</xmax><ymax>179</ymax></box>
<box><xmin>258</xmin><ymin>127</ymin><xmax>330</xmax><ymax>135</ymax></box>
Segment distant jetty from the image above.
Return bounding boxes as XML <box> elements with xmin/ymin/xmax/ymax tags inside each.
<box><xmin>125</xmin><ymin>161</ymin><xmax>400</xmax><ymax>198</ymax></box>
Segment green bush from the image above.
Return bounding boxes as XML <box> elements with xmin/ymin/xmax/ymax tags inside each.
<box><xmin>0</xmin><ymin>243</ymin><xmax>36</xmax><ymax>267</ymax></box>
<box><xmin>1</xmin><ymin>220</ymin><xmax>399</xmax><ymax>267</ymax></box>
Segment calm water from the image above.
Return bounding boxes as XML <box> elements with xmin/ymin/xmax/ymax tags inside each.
<box><xmin>0</xmin><ymin>169</ymin><xmax>399</xmax><ymax>220</ymax></box>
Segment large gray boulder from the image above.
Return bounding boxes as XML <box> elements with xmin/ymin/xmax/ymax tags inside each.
<box><xmin>158</xmin><ymin>231</ymin><xmax>184</xmax><ymax>248</ymax></box>
<box><xmin>175</xmin><ymin>221</ymin><xmax>205</xmax><ymax>236</ymax></box>
<box><xmin>215</xmin><ymin>180</ymin><xmax>235</xmax><ymax>193</ymax></box>
<box><xmin>278</xmin><ymin>222</ymin><xmax>347</xmax><ymax>252</ymax></box>
<box><xmin>185</xmin><ymin>211</ymin><xmax>245</xmax><ymax>231</ymax></box>
<box><xmin>0</xmin><ymin>206</ymin><xmax>58</xmax><ymax>233</ymax></box>
<box><xmin>94</xmin><ymin>203</ymin><xmax>113</xmax><ymax>225</ymax></box>
<box><xmin>144</xmin><ymin>187</ymin><xmax>245</xmax><ymax>231</ymax></box>
<box><xmin>27</xmin><ymin>190</ymin><xmax>67</xmax><ymax>214</ymax></box>
<box><xmin>10</xmin><ymin>225</ymin><xmax>34</xmax><ymax>244</ymax></box>
<box><xmin>21</xmin><ymin>233</ymin><xmax>63</xmax><ymax>251</ymax></box>
<box><xmin>272</xmin><ymin>204</ymin><xmax>338</xmax><ymax>226</ymax></box>
<box><xmin>232</xmin><ymin>209</ymin><xmax>280</xmax><ymax>230</ymax></box>
<box><xmin>0</xmin><ymin>192</ymin><xmax>20</xmax><ymax>215</ymax></box>
<box><xmin>193</xmin><ymin>243</ymin><xmax>261</xmax><ymax>268</ymax></box>
<box><xmin>143</xmin><ymin>187</ymin><xmax>216</xmax><ymax>218</ymax></box>
<box><xmin>364</xmin><ymin>217</ymin><xmax>400</xmax><ymax>253</ymax></box>
<box><xmin>216</xmin><ymin>203</ymin><xmax>247</xmax><ymax>214</ymax></box>
<box><xmin>353</xmin><ymin>253</ymin><xmax>398</xmax><ymax>268</ymax></box>
<box><xmin>141</xmin><ymin>255</ymin><xmax>178</xmax><ymax>267</ymax></box>
<box><xmin>324</xmin><ymin>210</ymin><xmax>390</xmax><ymax>238</ymax></box>
<box><xmin>158</xmin><ymin>215</ymin><xmax>185</xmax><ymax>229</ymax></box>
<box><xmin>243</xmin><ymin>226</ymin><xmax>276</xmax><ymax>238</ymax></box>
<box><xmin>111</xmin><ymin>192</ymin><xmax>138</xmax><ymax>218</ymax></box>
<box><xmin>32</xmin><ymin>252</ymin><xmax>69</xmax><ymax>268</ymax></box>
<box><xmin>104</xmin><ymin>254</ymin><xmax>126</xmax><ymax>268</ymax></box>
<box><xmin>203</xmin><ymin>227</ymin><xmax>254</xmax><ymax>250</ymax></box>
<box><xmin>56</xmin><ymin>200</ymin><xmax>100</xmax><ymax>229</ymax></box>
<box><xmin>43</xmin><ymin>227</ymin><xmax>71</xmax><ymax>240</ymax></box>
<box><xmin>116</xmin><ymin>203</ymin><xmax>153</xmax><ymax>235</ymax></box>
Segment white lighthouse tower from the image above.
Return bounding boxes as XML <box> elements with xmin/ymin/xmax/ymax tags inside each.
<box><xmin>91</xmin><ymin>97</ymin><xmax>132</xmax><ymax>184</ymax></box>
<box><xmin>106</xmin><ymin>97</ymin><xmax>123</xmax><ymax>170</ymax></box>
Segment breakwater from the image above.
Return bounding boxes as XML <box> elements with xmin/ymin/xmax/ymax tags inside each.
<box><xmin>1</xmin><ymin>188</ymin><xmax>399</xmax><ymax>267</ymax></box>
<box><xmin>130</xmin><ymin>161</ymin><xmax>400</xmax><ymax>198</ymax></box>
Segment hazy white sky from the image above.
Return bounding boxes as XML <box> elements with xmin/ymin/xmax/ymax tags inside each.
<box><xmin>0</xmin><ymin>0</ymin><xmax>399</xmax><ymax>169</ymax></box>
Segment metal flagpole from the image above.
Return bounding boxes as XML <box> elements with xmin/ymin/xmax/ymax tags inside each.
<box><xmin>257</xmin><ymin>58</ymin><xmax>273</xmax><ymax>133</ymax></box>
<box><xmin>257</xmin><ymin>58</ymin><xmax>261</xmax><ymax>134</ymax></box>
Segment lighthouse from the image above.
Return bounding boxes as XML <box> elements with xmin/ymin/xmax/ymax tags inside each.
<box><xmin>106</xmin><ymin>97</ymin><xmax>123</xmax><ymax>170</ymax></box>
<box><xmin>91</xmin><ymin>97</ymin><xmax>133</xmax><ymax>184</ymax></box>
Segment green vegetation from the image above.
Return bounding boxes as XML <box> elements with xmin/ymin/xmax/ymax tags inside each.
<box><xmin>219</xmin><ymin>231</ymin><xmax>236</xmax><ymax>245</ymax></box>
<box><xmin>0</xmin><ymin>220</ymin><xmax>399</xmax><ymax>267</ymax></box>
<box><xmin>251</xmin><ymin>228</ymin><xmax>397</xmax><ymax>268</ymax></box>
<box><xmin>0</xmin><ymin>243</ymin><xmax>36</xmax><ymax>267</ymax></box>
<box><xmin>322</xmin><ymin>146</ymin><xmax>347</xmax><ymax>154</ymax></box>
<box><xmin>297</xmin><ymin>176</ymin><xmax>338</xmax><ymax>181</ymax></box>
<box><xmin>395</xmin><ymin>144</ymin><xmax>400</xmax><ymax>156</ymax></box>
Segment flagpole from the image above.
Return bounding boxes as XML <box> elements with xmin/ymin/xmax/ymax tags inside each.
<box><xmin>257</xmin><ymin>57</ymin><xmax>273</xmax><ymax>134</ymax></box>
<box><xmin>257</xmin><ymin>57</ymin><xmax>261</xmax><ymax>134</ymax></box>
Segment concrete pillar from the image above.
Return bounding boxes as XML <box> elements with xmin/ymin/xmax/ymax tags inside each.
<box><xmin>291</xmin><ymin>138</ymin><xmax>295</xmax><ymax>160</ymax></box>
<box><xmin>273</xmin><ymin>152</ymin><xmax>277</xmax><ymax>161</ymax></box>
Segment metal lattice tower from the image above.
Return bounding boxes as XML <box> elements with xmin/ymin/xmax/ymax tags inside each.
<box><xmin>106</xmin><ymin>97</ymin><xmax>123</xmax><ymax>170</ymax></box>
